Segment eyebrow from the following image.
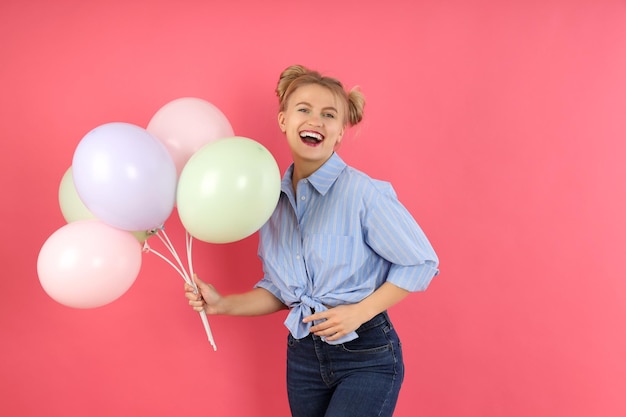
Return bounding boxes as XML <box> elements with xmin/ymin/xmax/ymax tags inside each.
<box><xmin>294</xmin><ymin>101</ymin><xmax>339</xmax><ymax>113</ymax></box>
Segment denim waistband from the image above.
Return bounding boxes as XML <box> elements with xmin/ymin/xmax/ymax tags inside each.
<box><xmin>301</xmin><ymin>310</ymin><xmax>393</xmax><ymax>344</ymax></box>
<box><xmin>310</xmin><ymin>309</ymin><xmax>391</xmax><ymax>331</ymax></box>
<box><xmin>305</xmin><ymin>309</ymin><xmax>392</xmax><ymax>341</ymax></box>
<box><xmin>356</xmin><ymin>310</ymin><xmax>391</xmax><ymax>333</ymax></box>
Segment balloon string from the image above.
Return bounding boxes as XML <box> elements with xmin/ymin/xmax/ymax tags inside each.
<box><xmin>143</xmin><ymin>228</ymin><xmax>217</xmax><ymax>351</ymax></box>
<box><xmin>186</xmin><ymin>231</ymin><xmax>195</xmax><ymax>280</ymax></box>
<box><xmin>198</xmin><ymin>310</ymin><xmax>216</xmax><ymax>351</ymax></box>
<box><xmin>181</xmin><ymin>232</ymin><xmax>215</xmax><ymax>350</ymax></box>
<box><xmin>142</xmin><ymin>245</ymin><xmax>187</xmax><ymax>281</ymax></box>
<box><xmin>154</xmin><ymin>229</ymin><xmax>191</xmax><ymax>283</ymax></box>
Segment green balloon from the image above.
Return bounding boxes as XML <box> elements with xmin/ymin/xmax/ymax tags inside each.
<box><xmin>177</xmin><ymin>136</ymin><xmax>281</xmax><ymax>243</ymax></box>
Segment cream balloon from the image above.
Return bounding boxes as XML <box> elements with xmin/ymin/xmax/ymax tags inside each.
<box><xmin>59</xmin><ymin>167</ymin><xmax>96</xmax><ymax>223</ymax></box>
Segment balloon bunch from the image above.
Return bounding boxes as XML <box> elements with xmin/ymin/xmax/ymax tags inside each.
<box><xmin>37</xmin><ymin>98</ymin><xmax>282</xmax><ymax>351</ymax></box>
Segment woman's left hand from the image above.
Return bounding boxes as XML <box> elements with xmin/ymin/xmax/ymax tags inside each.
<box><xmin>303</xmin><ymin>304</ymin><xmax>367</xmax><ymax>342</ymax></box>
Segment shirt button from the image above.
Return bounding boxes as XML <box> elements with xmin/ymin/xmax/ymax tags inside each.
<box><xmin>301</xmin><ymin>196</ymin><xmax>306</xmax><ymax>201</ymax></box>
<box><xmin>296</xmin><ymin>255</ymin><xmax>301</xmax><ymax>260</ymax></box>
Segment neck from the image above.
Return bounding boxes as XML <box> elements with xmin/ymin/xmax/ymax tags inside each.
<box><xmin>290</xmin><ymin>155</ymin><xmax>332</xmax><ymax>191</ymax></box>
<box><xmin>291</xmin><ymin>165</ymin><xmax>311</xmax><ymax>192</ymax></box>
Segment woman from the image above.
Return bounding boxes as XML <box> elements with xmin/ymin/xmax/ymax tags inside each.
<box><xmin>185</xmin><ymin>65</ymin><xmax>439</xmax><ymax>417</ymax></box>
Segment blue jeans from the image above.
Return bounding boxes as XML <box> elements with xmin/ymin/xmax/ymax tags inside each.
<box><xmin>286</xmin><ymin>312</ymin><xmax>404</xmax><ymax>417</ymax></box>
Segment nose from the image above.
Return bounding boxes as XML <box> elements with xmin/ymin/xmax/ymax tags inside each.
<box><xmin>307</xmin><ymin>114</ymin><xmax>323</xmax><ymax>127</ymax></box>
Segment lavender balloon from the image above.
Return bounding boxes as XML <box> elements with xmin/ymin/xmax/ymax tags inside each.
<box><xmin>72</xmin><ymin>122</ymin><xmax>177</xmax><ymax>231</ymax></box>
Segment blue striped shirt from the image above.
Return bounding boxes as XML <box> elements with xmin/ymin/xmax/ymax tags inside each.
<box><xmin>255</xmin><ymin>153</ymin><xmax>439</xmax><ymax>344</ymax></box>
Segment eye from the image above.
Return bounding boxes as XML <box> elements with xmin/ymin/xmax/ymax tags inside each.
<box><xmin>323</xmin><ymin>113</ymin><xmax>336</xmax><ymax>119</ymax></box>
<box><xmin>297</xmin><ymin>107</ymin><xmax>309</xmax><ymax>113</ymax></box>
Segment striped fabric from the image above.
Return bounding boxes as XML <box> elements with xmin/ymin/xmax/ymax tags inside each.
<box><xmin>256</xmin><ymin>153</ymin><xmax>439</xmax><ymax>344</ymax></box>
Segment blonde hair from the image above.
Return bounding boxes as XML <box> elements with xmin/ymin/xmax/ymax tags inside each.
<box><xmin>276</xmin><ymin>65</ymin><xmax>365</xmax><ymax>127</ymax></box>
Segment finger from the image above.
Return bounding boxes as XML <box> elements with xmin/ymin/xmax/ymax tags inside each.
<box><xmin>325</xmin><ymin>332</ymin><xmax>343</xmax><ymax>341</ymax></box>
<box><xmin>309</xmin><ymin>323</ymin><xmax>322</xmax><ymax>333</ymax></box>
<box><xmin>189</xmin><ymin>305</ymin><xmax>204</xmax><ymax>313</ymax></box>
<box><xmin>193</xmin><ymin>273</ymin><xmax>207</xmax><ymax>288</ymax></box>
<box><xmin>310</xmin><ymin>320</ymin><xmax>335</xmax><ymax>334</ymax></box>
<box><xmin>314</xmin><ymin>327</ymin><xmax>341</xmax><ymax>338</ymax></box>
<box><xmin>302</xmin><ymin>312</ymin><xmax>326</xmax><ymax>324</ymax></box>
<box><xmin>186</xmin><ymin>290</ymin><xmax>204</xmax><ymax>301</ymax></box>
<box><xmin>309</xmin><ymin>314</ymin><xmax>337</xmax><ymax>328</ymax></box>
<box><xmin>189</xmin><ymin>298</ymin><xmax>205</xmax><ymax>308</ymax></box>
<box><xmin>185</xmin><ymin>292</ymin><xmax>200</xmax><ymax>301</ymax></box>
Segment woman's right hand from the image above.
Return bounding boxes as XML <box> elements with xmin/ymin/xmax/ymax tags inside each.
<box><xmin>184</xmin><ymin>274</ymin><xmax>222</xmax><ymax>314</ymax></box>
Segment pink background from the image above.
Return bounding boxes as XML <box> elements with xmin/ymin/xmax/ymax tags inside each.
<box><xmin>2</xmin><ymin>1</ymin><xmax>626</xmax><ymax>416</ymax></box>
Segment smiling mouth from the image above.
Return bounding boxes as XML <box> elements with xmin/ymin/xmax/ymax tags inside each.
<box><xmin>300</xmin><ymin>130</ymin><xmax>324</xmax><ymax>145</ymax></box>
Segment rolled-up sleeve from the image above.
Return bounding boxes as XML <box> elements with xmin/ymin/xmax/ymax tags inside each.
<box><xmin>364</xmin><ymin>184</ymin><xmax>439</xmax><ymax>292</ymax></box>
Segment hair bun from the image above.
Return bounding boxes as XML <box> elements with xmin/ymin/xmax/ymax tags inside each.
<box><xmin>276</xmin><ymin>65</ymin><xmax>311</xmax><ymax>102</ymax></box>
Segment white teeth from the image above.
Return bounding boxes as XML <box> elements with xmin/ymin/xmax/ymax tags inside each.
<box><xmin>300</xmin><ymin>131</ymin><xmax>323</xmax><ymax>140</ymax></box>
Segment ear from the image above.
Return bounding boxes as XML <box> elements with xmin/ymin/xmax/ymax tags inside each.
<box><xmin>277</xmin><ymin>112</ymin><xmax>286</xmax><ymax>133</ymax></box>
<box><xmin>338</xmin><ymin>125</ymin><xmax>346</xmax><ymax>143</ymax></box>
<box><xmin>334</xmin><ymin>126</ymin><xmax>346</xmax><ymax>150</ymax></box>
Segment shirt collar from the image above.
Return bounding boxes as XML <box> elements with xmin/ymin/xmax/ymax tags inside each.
<box><xmin>281</xmin><ymin>153</ymin><xmax>347</xmax><ymax>196</ymax></box>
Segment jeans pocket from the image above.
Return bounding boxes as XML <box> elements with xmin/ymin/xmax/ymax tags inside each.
<box><xmin>340</xmin><ymin>326</ymin><xmax>392</xmax><ymax>354</ymax></box>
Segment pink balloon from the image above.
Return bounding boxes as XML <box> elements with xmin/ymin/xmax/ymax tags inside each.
<box><xmin>147</xmin><ymin>97</ymin><xmax>234</xmax><ymax>177</ymax></box>
<box><xmin>37</xmin><ymin>220</ymin><xmax>142</xmax><ymax>309</ymax></box>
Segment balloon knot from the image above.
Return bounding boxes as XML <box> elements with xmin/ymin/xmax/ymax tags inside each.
<box><xmin>142</xmin><ymin>241</ymin><xmax>151</xmax><ymax>253</ymax></box>
<box><xmin>147</xmin><ymin>225</ymin><xmax>164</xmax><ymax>236</ymax></box>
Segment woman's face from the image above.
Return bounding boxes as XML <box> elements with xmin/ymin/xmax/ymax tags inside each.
<box><xmin>278</xmin><ymin>83</ymin><xmax>346</xmax><ymax>171</ymax></box>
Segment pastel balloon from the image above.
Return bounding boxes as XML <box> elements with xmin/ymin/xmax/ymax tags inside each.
<box><xmin>72</xmin><ymin>122</ymin><xmax>177</xmax><ymax>231</ymax></box>
<box><xmin>147</xmin><ymin>97</ymin><xmax>234</xmax><ymax>177</ymax></box>
<box><xmin>59</xmin><ymin>166</ymin><xmax>95</xmax><ymax>223</ymax></box>
<box><xmin>177</xmin><ymin>137</ymin><xmax>281</xmax><ymax>243</ymax></box>
<box><xmin>58</xmin><ymin>167</ymin><xmax>152</xmax><ymax>243</ymax></box>
<box><xmin>37</xmin><ymin>220</ymin><xmax>142</xmax><ymax>309</ymax></box>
